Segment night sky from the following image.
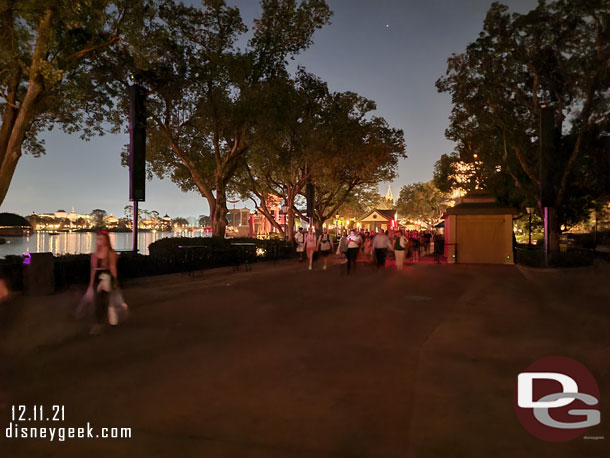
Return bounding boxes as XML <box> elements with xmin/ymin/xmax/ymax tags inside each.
<box><xmin>3</xmin><ymin>0</ymin><xmax>538</xmax><ymax>219</ymax></box>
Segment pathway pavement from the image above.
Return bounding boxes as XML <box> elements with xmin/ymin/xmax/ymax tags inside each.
<box><xmin>1</xmin><ymin>256</ymin><xmax>609</xmax><ymax>457</ymax></box>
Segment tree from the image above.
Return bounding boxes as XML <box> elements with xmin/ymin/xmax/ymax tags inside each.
<box><xmin>171</xmin><ymin>217</ymin><xmax>189</xmax><ymax>228</ymax></box>
<box><xmin>100</xmin><ymin>0</ymin><xmax>331</xmax><ymax>237</ymax></box>
<box><xmin>90</xmin><ymin>209</ymin><xmax>107</xmax><ymax>229</ymax></box>
<box><xmin>236</xmin><ymin>70</ymin><xmax>327</xmax><ymax>239</ymax></box>
<box><xmin>309</xmin><ymin>92</ymin><xmax>406</xmax><ymax>229</ymax></box>
<box><xmin>433</xmin><ymin>154</ymin><xmax>477</xmax><ymax>195</ymax></box>
<box><xmin>335</xmin><ymin>186</ymin><xmax>385</xmax><ymax>219</ymax></box>
<box><xmin>199</xmin><ymin>215</ymin><xmax>211</xmax><ymax>227</ymax></box>
<box><xmin>74</xmin><ymin>217</ymin><xmax>88</xmax><ymax>228</ymax></box>
<box><xmin>396</xmin><ymin>182</ymin><xmax>448</xmax><ymax>227</ymax></box>
<box><xmin>239</xmin><ymin>70</ymin><xmax>405</xmax><ymax>235</ymax></box>
<box><xmin>0</xmin><ymin>0</ymin><xmax>146</xmax><ymax>207</ymax></box>
<box><xmin>436</xmin><ymin>0</ymin><xmax>610</xmax><ymax>250</ymax></box>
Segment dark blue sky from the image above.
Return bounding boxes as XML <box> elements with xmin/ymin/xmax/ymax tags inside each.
<box><xmin>3</xmin><ymin>0</ymin><xmax>538</xmax><ymax>218</ymax></box>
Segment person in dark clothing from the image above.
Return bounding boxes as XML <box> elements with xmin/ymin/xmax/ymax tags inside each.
<box><xmin>87</xmin><ymin>231</ymin><xmax>118</xmax><ymax>335</ymax></box>
<box><xmin>433</xmin><ymin>233</ymin><xmax>445</xmax><ymax>263</ymax></box>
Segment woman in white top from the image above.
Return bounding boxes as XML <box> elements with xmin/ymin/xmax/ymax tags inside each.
<box><xmin>303</xmin><ymin>227</ymin><xmax>318</xmax><ymax>270</ymax></box>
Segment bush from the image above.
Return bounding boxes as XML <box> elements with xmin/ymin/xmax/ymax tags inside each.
<box><xmin>549</xmin><ymin>250</ymin><xmax>594</xmax><ymax>268</ymax></box>
<box><xmin>515</xmin><ymin>247</ymin><xmax>594</xmax><ymax>268</ymax></box>
<box><xmin>54</xmin><ymin>254</ymin><xmax>90</xmax><ymax>289</ymax></box>
<box><xmin>148</xmin><ymin>236</ymin><xmax>295</xmax><ymax>264</ymax></box>
<box><xmin>0</xmin><ymin>237</ymin><xmax>297</xmax><ymax>292</ymax></box>
<box><xmin>0</xmin><ymin>255</ymin><xmax>24</xmax><ymax>290</ymax></box>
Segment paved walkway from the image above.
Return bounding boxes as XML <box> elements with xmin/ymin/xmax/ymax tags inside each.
<box><xmin>1</xmin><ymin>257</ymin><xmax>609</xmax><ymax>457</ymax></box>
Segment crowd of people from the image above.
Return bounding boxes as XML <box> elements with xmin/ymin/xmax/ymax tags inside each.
<box><xmin>294</xmin><ymin>226</ymin><xmax>445</xmax><ymax>274</ymax></box>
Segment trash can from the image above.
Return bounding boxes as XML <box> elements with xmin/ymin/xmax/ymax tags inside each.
<box><xmin>23</xmin><ymin>252</ymin><xmax>55</xmax><ymax>296</ymax></box>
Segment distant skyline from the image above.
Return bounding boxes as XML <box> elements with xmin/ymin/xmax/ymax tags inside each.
<box><xmin>2</xmin><ymin>0</ymin><xmax>538</xmax><ymax>218</ymax></box>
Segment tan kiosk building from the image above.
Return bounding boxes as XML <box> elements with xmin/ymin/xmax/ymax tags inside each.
<box><xmin>443</xmin><ymin>192</ymin><xmax>517</xmax><ymax>264</ymax></box>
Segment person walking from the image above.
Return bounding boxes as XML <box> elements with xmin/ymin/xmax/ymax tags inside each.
<box><xmin>294</xmin><ymin>227</ymin><xmax>305</xmax><ymax>261</ymax></box>
<box><xmin>422</xmin><ymin>230</ymin><xmax>432</xmax><ymax>255</ymax></box>
<box><xmin>363</xmin><ymin>232</ymin><xmax>373</xmax><ymax>262</ymax></box>
<box><xmin>410</xmin><ymin>233</ymin><xmax>421</xmax><ymax>263</ymax></box>
<box><xmin>345</xmin><ymin>229</ymin><xmax>361</xmax><ymax>275</ymax></box>
<box><xmin>303</xmin><ymin>227</ymin><xmax>317</xmax><ymax>270</ymax></box>
<box><xmin>434</xmin><ymin>232</ymin><xmax>445</xmax><ymax>263</ymax></box>
<box><xmin>372</xmin><ymin>228</ymin><xmax>393</xmax><ymax>269</ymax></box>
<box><xmin>337</xmin><ymin>230</ymin><xmax>348</xmax><ymax>263</ymax></box>
<box><xmin>87</xmin><ymin>231</ymin><xmax>118</xmax><ymax>335</ymax></box>
<box><xmin>394</xmin><ymin>229</ymin><xmax>408</xmax><ymax>271</ymax></box>
<box><xmin>317</xmin><ymin>227</ymin><xmax>334</xmax><ymax>270</ymax></box>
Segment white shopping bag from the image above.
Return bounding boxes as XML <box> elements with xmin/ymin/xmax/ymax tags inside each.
<box><xmin>108</xmin><ymin>289</ymin><xmax>129</xmax><ymax>325</ymax></box>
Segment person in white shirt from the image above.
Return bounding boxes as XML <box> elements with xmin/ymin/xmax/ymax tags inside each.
<box><xmin>346</xmin><ymin>229</ymin><xmax>362</xmax><ymax>275</ymax></box>
<box><xmin>372</xmin><ymin>228</ymin><xmax>393</xmax><ymax>269</ymax></box>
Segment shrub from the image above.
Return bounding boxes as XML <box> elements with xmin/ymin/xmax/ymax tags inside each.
<box><xmin>148</xmin><ymin>236</ymin><xmax>295</xmax><ymax>263</ymax></box>
<box><xmin>515</xmin><ymin>247</ymin><xmax>594</xmax><ymax>268</ymax></box>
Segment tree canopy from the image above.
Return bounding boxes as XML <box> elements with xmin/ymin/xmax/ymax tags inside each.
<box><xmin>0</xmin><ymin>0</ymin><xmax>148</xmax><ymax>207</ymax></box>
<box><xmin>396</xmin><ymin>181</ymin><xmax>447</xmax><ymax>227</ymax></box>
<box><xmin>436</xmin><ymin>0</ymin><xmax>610</xmax><ymax>249</ymax></box>
<box><xmin>237</xmin><ymin>69</ymin><xmax>406</xmax><ymax>236</ymax></box>
<box><xmin>96</xmin><ymin>0</ymin><xmax>331</xmax><ymax>237</ymax></box>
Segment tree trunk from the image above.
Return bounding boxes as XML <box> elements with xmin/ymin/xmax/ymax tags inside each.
<box><xmin>0</xmin><ymin>79</ymin><xmax>43</xmax><ymax>206</ymax></box>
<box><xmin>212</xmin><ymin>182</ymin><xmax>228</xmax><ymax>238</ymax></box>
<box><xmin>258</xmin><ymin>206</ymin><xmax>285</xmax><ymax>236</ymax></box>
<box><xmin>252</xmin><ymin>193</ymin><xmax>284</xmax><ymax>236</ymax></box>
<box><xmin>286</xmin><ymin>194</ymin><xmax>296</xmax><ymax>241</ymax></box>
<box><xmin>0</xmin><ymin>10</ymin><xmax>52</xmax><ymax>207</ymax></box>
<box><xmin>313</xmin><ymin>215</ymin><xmax>323</xmax><ymax>232</ymax></box>
<box><xmin>547</xmin><ymin>206</ymin><xmax>560</xmax><ymax>252</ymax></box>
<box><xmin>0</xmin><ymin>146</ymin><xmax>20</xmax><ymax>207</ymax></box>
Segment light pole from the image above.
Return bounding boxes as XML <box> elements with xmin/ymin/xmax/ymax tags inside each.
<box><xmin>281</xmin><ymin>205</ymin><xmax>289</xmax><ymax>241</ymax></box>
<box><xmin>335</xmin><ymin>214</ymin><xmax>340</xmax><ymax>238</ymax></box>
<box><xmin>526</xmin><ymin>207</ymin><xmax>535</xmax><ymax>245</ymax></box>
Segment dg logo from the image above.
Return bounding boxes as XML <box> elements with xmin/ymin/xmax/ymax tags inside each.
<box><xmin>514</xmin><ymin>356</ymin><xmax>601</xmax><ymax>442</ymax></box>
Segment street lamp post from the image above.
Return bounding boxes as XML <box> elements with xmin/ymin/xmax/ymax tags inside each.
<box><xmin>281</xmin><ymin>205</ymin><xmax>289</xmax><ymax>241</ymax></box>
<box><xmin>526</xmin><ymin>207</ymin><xmax>535</xmax><ymax>245</ymax></box>
<box><xmin>335</xmin><ymin>214</ymin><xmax>340</xmax><ymax>238</ymax></box>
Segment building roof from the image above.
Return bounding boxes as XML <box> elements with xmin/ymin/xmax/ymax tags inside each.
<box><xmin>444</xmin><ymin>191</ymin><xmax>517</xmax><ymax>216</ymax></box>
<box><xmin>359</xmin><ymin>208</ymin><xmax>396</xmax><ymax>222</ymax></box>
<box><xmin>0</xmin><ymin>213</ymin><xmax>32</xmax><ymax>227</ymax></box>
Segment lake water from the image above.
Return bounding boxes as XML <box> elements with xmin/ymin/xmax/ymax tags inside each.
<box><xmin>0</xmin><ymin>231</ymin><xmax>211</xmax><ymax>258</ymax></box>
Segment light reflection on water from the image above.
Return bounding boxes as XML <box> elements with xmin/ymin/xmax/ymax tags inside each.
<box><xmin>0</xmin><ymin>231</ymin><xmax>210</xmax><ymax>257</ymax></box>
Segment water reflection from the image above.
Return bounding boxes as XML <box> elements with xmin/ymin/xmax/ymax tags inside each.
<box><xmin>0</xmin><ymin>231</ymin><xmax>210</xmax><ymax>258</ymax></box>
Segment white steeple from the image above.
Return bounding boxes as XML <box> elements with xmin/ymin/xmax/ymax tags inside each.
<box><xmin>385</xmin><ymin>184</ymin><xmax>394</xmax><ymax>204</ymax></box>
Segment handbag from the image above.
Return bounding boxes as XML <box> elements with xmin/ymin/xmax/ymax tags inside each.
<box><xmin>97</xmin><ymin>272</ymin><xmax>112</xmax><ymax>293</ymax></box>
<box><xmin>108</xmin><ymin>289</ymin><xmax>129</xmax><ymax>325</ymax></box>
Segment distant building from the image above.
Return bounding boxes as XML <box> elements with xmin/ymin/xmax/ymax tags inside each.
<box><xmin>249</xmin><ymin>195</ymin><xmax>288</xmax><ymax>238</ymax></box>
<box><xmin>358</xmin><ymin>209</ymin><xmax>396</xmax><ymax>232</ymax></box>
<box><xmin>104</xmin><ymin>214</ymin><xmax>120</xmax><ymax>228</ymax></box>
<box><xmin>227</xmin><ymin>208</ymin><xmax>252</xmax><ymax>237</ymax></box>
<box><xmin>33</xmin><ymin>208</ymin><xmax>92</xmax><ymax>230</ymax></box>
